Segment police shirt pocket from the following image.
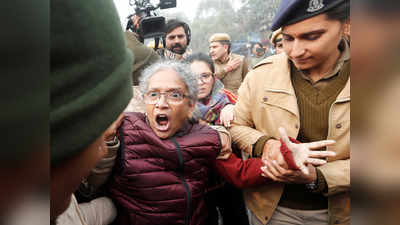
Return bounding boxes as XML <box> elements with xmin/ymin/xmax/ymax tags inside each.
<box><xmin>260</xmin><ymin>91</ymin><xmax>298</xmax><ymax>117</ymax></box>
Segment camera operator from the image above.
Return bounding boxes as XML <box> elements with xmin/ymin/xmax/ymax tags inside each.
<box><xmin>157</xmin><ymin>19</ymin><xmax>192</xmax><ymax>60</ymax></box>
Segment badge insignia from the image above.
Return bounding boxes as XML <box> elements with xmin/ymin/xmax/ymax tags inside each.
<box><xmin>306</xmin><ymin>0</ymin><xmax>325</xmax><ymax>12</ymax></box>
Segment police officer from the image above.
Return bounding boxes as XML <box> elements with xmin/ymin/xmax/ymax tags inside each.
<box><xmin>209</xmin><ymin>33</ymin><xmax>249</xmax><ymax>95</ymax></box>
<box><xmin>229</xmin><ymin>0</ymin><xmax>350</xmax><ymax>224</ymax></box>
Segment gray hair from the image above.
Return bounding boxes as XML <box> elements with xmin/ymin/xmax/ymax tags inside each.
<box><xmin>139</xmin><ymin>60</ymin><xmax>198</xmax><ymax>105</ymax></box>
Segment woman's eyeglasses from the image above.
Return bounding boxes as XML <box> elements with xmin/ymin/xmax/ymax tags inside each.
<box><xmin>197</xmin><ymin>73</ymin><xmax>213</xmax><ymax>83</ymax></box>
<box><xmin>144</xmin><ymin>91</ymin><xmax>188</xmax><ymax>105</ymax></box>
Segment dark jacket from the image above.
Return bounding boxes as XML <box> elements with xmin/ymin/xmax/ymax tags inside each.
<box><xmin>109</xmin><ymin>112</ymin><xmax>221</xmax><ymax>225</ymax></box>
<box><xmin>125</xmin><ymin>32</ymin><xmax>160</xmax><ymax>85</ymax></box>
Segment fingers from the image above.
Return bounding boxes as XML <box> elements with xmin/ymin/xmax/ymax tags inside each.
<box><xmin>221</xmin><ymin>105</ymin><xmax>234</xmax><ymax>128</ymax></box>
<box><xmin>115</xmin><ymin>113</ymin><xmax>125</xmax><ymax>127</ymax></box>
<box><xmin>278</xmin><ymin>127</ymin><xmax>291</xmax><ymax>146</ymax></box>
<box><xmin>305</xmin><ymin>158</ymin><xmax>327</xmax><ymax>166</ymax></box>
<box><xmin>231</xmin><ymin>59</ymin><xmax>242</xmax><ymax>69</ymax></box>
<box><xmin>261</xmin><ymin>159</ymin><xmax>297</xmax><ymax>183</ymax></box>
<box><xmin>298</xmin><ymin>163</ymin><xmax>309</xmax><ymax>175</ymax></box>
<box><xmin>226</xmin><ymin>114</ymin><xmax>233</xmax><ymax>127</ymax></box>
<box><xmin>221</xmin><ymin>113</ymin><xmax>232</xmax><ymax>127</ymax></box>
<box><xmin>306</xmin><ymin>140</ymin><xmax>336</xmax><ymax>149</ymax></box>
<box><xmin>223</xmin><ymin>119</ymin><xmax>230</xmax><ymax>127</ymax></box>
<box><xmin>261</xmin><ymin>165</ymin><xmax>285</xmax><ymax>182</ymax></box>
<box><xmin>308</xmin><ymin>150</ymin><xmax>336</xmax><ymax>158</ymax></box>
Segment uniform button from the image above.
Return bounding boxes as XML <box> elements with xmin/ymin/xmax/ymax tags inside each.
<box><xmin>336</xmin><ymin>123</ymin><xmax>342</xmax><ymax>129</ymax></box>
<box><xmin>263</xmin><ymin>97</ymin><xmax>268</xmax><ymax>102</ymax></box>
<box><xmin>295</xmin><ymin>124</ymin><xmax>299</xmax><ymax>129</ymax></box>
<box><xmin>265</xmin><ymin>216</ymin><xmax>269</xmax><ymax>220</ymax></box>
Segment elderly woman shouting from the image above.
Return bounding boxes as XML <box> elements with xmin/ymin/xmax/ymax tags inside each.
<box><xmin>106</xmin><ymin>60</ymin><xmax>335</xmax><ymax>225</ymax></box>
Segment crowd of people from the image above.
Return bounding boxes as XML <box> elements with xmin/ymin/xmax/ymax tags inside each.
<box><xmin>51</xmin><ymin>0</ymin><xmax>350</xmax><ymax>225</ymax></box>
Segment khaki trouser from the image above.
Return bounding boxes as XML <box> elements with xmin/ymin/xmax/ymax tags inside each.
<box><xmin>248</xmin><ymin>206</ymin><xmax>328</xmax><ymax>225</ymax></box>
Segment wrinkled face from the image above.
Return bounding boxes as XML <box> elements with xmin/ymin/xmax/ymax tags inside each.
<box><xmin>190</xmin><ymin>61</ymin><xmax>214</xmax><ymax>100</ymax></box>
<box><xmin>282</xmin><ymin>14</ymin><xmax>345</xmax><ymax>71</ymax></box>
<box><xmin>145</xmin><ymin>69</ymin><xmax>194</xmax><ymax>139</ymax></box>
<box><xmin>165</xmin><ymin>26</ymin><xmax>188</xmax><ymax>55</ymax></box>
<box><xmin>209</xmin><ymin>42</ymin><xmax>228</xmax><ymax>61</ymax></box>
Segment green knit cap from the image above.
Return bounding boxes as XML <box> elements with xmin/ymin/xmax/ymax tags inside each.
<box><xmin>51</xmin><ymin>0</ymin><xmax>133</xmax><ymax>164</ymax></box>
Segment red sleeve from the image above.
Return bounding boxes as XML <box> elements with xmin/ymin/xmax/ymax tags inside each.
<box><xmin>223</xmin><ymin>88</ymin><xmax>237</xmax><ymax>104</ymax></box>
<box><xmin>215</xmin><ymin>153</ymin><xmax>270</xmax><ymax>189</ymax></box>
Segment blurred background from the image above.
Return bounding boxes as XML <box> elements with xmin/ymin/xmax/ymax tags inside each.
<box><xmin>113</xmin><ymin>0</ymin><xmax>281</xmax><ymax>55</ymax></box>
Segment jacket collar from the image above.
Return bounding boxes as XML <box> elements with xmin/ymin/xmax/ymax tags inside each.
<box><xmin>336</xmin><ymin>77</ymin><xmax>350</xmax><ymax>101</ymax></box>
<box><xmin>256</xmin><ymin>52</ymin><xmax>350</xmax><ymax>101</ymax></box>
<box><xmin>255</xmin><ymin>53</ymin><xmax>296</xmax><ymax>95</ymax></box>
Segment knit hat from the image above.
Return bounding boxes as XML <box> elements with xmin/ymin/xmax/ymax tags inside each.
<box><xmin>51</xmin><ymin>0</ymin><xmax>134</xmax><ymax>164</ymax></box>
<box><xmin>209</xmin><ymin>33</ymin><xmax>231</xmax><ymax>43</ymax></box>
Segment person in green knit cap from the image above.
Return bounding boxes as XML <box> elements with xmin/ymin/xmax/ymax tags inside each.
<box><xmin>50</xmin><ymin>0</ymin><xmax>134</xmax><ymax>224</ymax></box>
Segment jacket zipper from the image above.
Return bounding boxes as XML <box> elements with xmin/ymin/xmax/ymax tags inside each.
<box><xmin>118</xmin><ymin>127</ymin><xmax>126</xmax><ymax>174</ymax></box>
<box><xmin>171</xmin><ymin>137</ymin><xmax>191</xmax><ymax>225</ymax></box>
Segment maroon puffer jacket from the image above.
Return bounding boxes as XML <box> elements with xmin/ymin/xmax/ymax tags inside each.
<box><xmin>108</xmin><ymin>112</ymin><xmax>221</xmax><ymax>225</ymax></box>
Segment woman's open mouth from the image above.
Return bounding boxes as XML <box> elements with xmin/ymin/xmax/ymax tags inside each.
<box><xmin>155</xmin><ymin>114</ymin><xmax>170</xmax><ymax>131</ymax></box>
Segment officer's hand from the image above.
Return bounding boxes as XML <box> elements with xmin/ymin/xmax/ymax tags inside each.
<box><xmin>227</xmin><ymin>58</ymin><xmax>242</xmax><ymax>72</ymax></box>
<box><xmin>220</xmin><ymin>104</ymin><xmax>235</xmax><ymax>127</ymax></box>
<box><xmin>279</xmin><ymin>127</ymin><xmax>336</xmax><ymax>175</ymax></box>
<box><xmin>103</xmin><ymin>113</ymin><xmax>124</xmax><ymax>142</ymax></box>
<box><xmin>261</xmin><ymin>139</ymin><xmax>288</xmax><ymax>168</ymax></box>
<box><xmin>261</xmin><ymin>161</ymin><xmax>317</xmax><ymax>184</ymax></box>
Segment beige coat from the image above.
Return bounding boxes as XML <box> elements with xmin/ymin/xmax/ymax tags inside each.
<box><xmin>214</xmin><ymin>53</ymin><xmax>249</xmax><ymax>95</ymax></box>
<box><xmin>229</xmin><ymin>53</ymin><xmax>350</xmax><ymax>225</ymax></box>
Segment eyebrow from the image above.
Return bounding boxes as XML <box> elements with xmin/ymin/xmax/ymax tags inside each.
<box><xmin>167</xmin><ymin>34</ymin><xmax>185</xmax><ymax>38</ymax></box>
<box><xmin>283</xmin><ymin>29</ymin><xmax>326</xmax><ymax>38</ymax></box>
<box><xmin>148</xmin><ymin>87</ymin><xmax>184</xmax><ymax>92</ymax></box>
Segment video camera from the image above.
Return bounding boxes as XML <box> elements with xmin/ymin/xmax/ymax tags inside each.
<box><xmin>127</xmin><ymin>0</ymin><xmax>176</xmax><ymax>43</ymax></box>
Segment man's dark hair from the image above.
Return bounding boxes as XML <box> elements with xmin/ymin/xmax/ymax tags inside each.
<box><xmin>217</xmin><ymin>40</ymin><xmax>231</xmax><ymax>54</ymax></box>
<box><xmin>164</xmin><ymin>19</ymin><xmax>191</xmax><ymax>45</ymax></box>
<box><xmin>326</xmin><ymin>0</ymin><xmax>350</xmax><ymax>23</ymax></box>
<box><xmin>185</xmin><ymin>52</ymin><xmax>215</xmax><ymax>74</ymax></box>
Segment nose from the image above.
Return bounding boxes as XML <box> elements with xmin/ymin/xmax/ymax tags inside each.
<box><xmin>155</xmin><ymin>94</ymin><xmax>168</xmax><ymax>108</ymax></box>
<box><xmin>290</xmin><ymin>40</ymin><xmax>305</xmax><ymax>58</ymax></box>
<box><xmin>197</xmin><ymin>77</ymin><xmax>204</xmax><ymax>85</ymax></box>
<box><xmin>172</xmin><ymin>37</ymin><xmax>181</xmax><ymax>44</ymax></box>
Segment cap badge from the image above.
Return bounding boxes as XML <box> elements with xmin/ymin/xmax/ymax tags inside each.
<box><xmin>306</xmin><ymin>0</ymin><xmax>325</xmax><ymax>12</ymax></box>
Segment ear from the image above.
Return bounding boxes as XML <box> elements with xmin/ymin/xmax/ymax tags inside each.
<box><xmin>223</xmin><ymin>44</ymin><xmax>229</xmax><ymax>52</ymax></box>
<box><xmin>343</xmin><ymin>19</ymin><xmax>350</xmax><ymax>38</ymax></box>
